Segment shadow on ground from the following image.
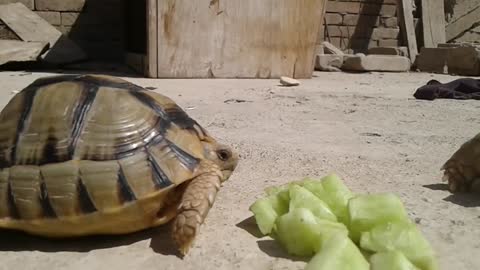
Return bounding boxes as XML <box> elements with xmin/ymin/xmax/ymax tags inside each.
<box><xmin>236</xmin><ymin>215</ymin><xmax>308</xmax><ymax>263</ymax></box>
<box><xmin>0</xmin><ymin>224</ymin><xmax>180</xmax><ymax>257</ymax></box>
<box><xmin>423</xmin><ymin>183</ymin><xmax>480</xmax><ymax>207</ymax></box>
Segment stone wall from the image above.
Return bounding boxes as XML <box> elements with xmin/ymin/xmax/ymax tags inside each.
<box><xmin>320</xmin><ymin>0</ymin><xmax>401</xmax><ymax>53</ymax></box>
<box><xmin>0</xmin><ymin>0</ymin><xmax>126</xmax><ymax>62</ymax></box>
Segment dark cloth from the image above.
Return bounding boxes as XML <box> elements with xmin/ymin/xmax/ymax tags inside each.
<box><xmin>413</xmin><ymin>78</ymin><xmax>480</xmax><ymax>100</ymax></box>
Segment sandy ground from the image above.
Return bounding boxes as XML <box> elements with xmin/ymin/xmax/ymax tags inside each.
<box><xmin>0</xmin><ymin>69</ymin><xmax>479</xmax><ymax>270</ymax></box>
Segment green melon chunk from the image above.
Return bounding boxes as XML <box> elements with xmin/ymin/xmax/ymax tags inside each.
<box><xmin>347</xmin><ymin>193</ymin><xmax>409</xmax><ymax>242</ymax></box>
<box><xmin>274</xmin><ymin>208</ymin><xmax>348</xmax><ymax>257</ymax></box>
<box><xmin>302</xmin><ymin>174</ymin><xmax>354</xmax><ymax>224</ymax></box>
<box><xmin>249</xmin><ymin>190</ymin><xmax>289</xmax><ymax>235</ymax></box>
<box><xmin>360</xmin><ymin>221</ymin><xmax>439</xmax><ymax>270</ymax></box>
<box><xmin>288</xmin><ymin>185</ymin><xmax>337</xmax><ymax>222</ymax></box>
<box><xmin>370</xmin><ymin>251</ymin><xmax>421</xmax><ymax>270</ymax></box>
<box><xmin>304</xmin><ymin>233</ymin><xmax>370</xmax><ymax>270</ymax></box>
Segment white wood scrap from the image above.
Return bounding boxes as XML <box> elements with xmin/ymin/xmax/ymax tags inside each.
<box><xmin>0</xmin><ymin>2</ymin><xmax>86</xmax><ymax>64</ymax></box>
<box><xmin>0</xmin><ymin>40</ymin><xmax>49</xmax><ymax>66</ymax></box>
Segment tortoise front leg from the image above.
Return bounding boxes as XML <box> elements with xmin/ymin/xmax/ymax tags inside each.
<box><xmin>172</xmin><ymin>165</ymin><xmax>223</xmax><ymax>255</ymax></box>
<box><xmin>442</xmin><ymin>133</ymin><xmax>480</xmax><ymax>193</ymax></box>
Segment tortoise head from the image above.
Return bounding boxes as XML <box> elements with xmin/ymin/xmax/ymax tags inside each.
<box><xmin>202</xmin><ymin>140</ymin><xmax>239</xmax><ymax>181</ymax></box>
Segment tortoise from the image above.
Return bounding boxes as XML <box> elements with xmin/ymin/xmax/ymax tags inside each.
<box><xmin>0</xmin><ymin>74</ymin><xmax>239</xmax><ymax>255</ymax></box>
<box><xmin>441</xmin><ymin>132</ymin><xmax>480</xmax><ymax>194</ymax></box>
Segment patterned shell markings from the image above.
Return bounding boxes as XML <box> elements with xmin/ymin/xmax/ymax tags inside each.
<box><xmin>0</xmin><ymin>75</ymin><xmax>209</xmax><ymax>221</ymax></box>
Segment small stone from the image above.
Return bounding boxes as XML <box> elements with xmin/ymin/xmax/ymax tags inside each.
<box><xmin>414</xmin><ymin>217</ymin><xmax>422</xmax><ymax>224</ymax></box>
<box><xmin>280</xmin><ymin>76</ymin><xmax>300</xmax><ymax>86</ymax></box>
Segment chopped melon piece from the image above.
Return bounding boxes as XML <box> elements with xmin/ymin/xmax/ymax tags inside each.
<box><xmin>304</xmin><ymin>233</ymin><xmax>370</xmax><ymax>270</ymax></box>
<box><xmin>302</xmin><ymin>174</ymin><xmax>354</xmax><ymax>224</ymax></box>
<box><xmin>288</xmin><ymin>185</ymin><xmax>337</xmax><ymax>222</ymax></box>
<box><xmin>360</xmin><ymin>221</ymin><xmax>438</xmax><ymax>270</ymax></box>
<box><xmin>370</xmin><ymin>251</ymin><xmax>420</xmax><ymax>270</ymax></box>
<box><xmin>274</xmin><ymin>208</ymin><xmax>348</xmax><ymax>257</ymax></box>
<box><xmin>249</xmin><ymin>190</ymin><xmax>289</xmax><ymax>235</ymax></box>
<box><xmin>347</xmin><ymin>193</ymin><xmax>409</xmax><ymax>242</ymax></box>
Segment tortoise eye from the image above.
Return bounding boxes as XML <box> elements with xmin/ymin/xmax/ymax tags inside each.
<box><xmin>217</xmin><ymin>149</ymin><xmax>230</xmax><ymax>161</ymax></box>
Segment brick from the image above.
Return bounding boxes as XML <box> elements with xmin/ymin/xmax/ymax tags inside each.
<box><xmin>327</xmin><ymin>37</ymin><xmax>348</xmax><ymax>50</ymax></box>
<box><xmin>343</xmin><ymin>14</ymin><xmax>379</xmax><ymax>26</ymax></box>
<box><xmin>57</xmin><ymin>25</ymin><xmax>72</xmax><ymax>35</ymax></box>
<box><xmin>350</xmin><ymin>38</ymin><xmax>378</xmax><ymax>50</ymax></box>
<box><xmin>36</xmin><ymin>11</ymin><xmax>61</xmax><ymax>26</ymax></box>
<box><xmin>0</xmin><ymin>0</ymin><xmax>33</xmax><ymax>9</ymax></box>
<box><xmin>61</xmin><ymin>12</ymin><xmax>79</xmax><ymax>26</ymax></box>
<box><xmin>372</xmin><ymin>27</ymin><xmax>400</xmax><ymax>40</ymax></box>
<box><xmin>416</xmin><ymin>48</ymin><xmax>449</xmax><ymax>73</ymax></box>
<box><xmin>342</xmin><ymin>55</ymin><xmax>411</xmax><ymax>72</ymax></box>
<box><xmin>326</xmin><ymin>25</ymin><xmax>375</xmax><ymax>39</ymax></box>
<box><xmin>315</xmin><ymin>54</ymin><xmax>344</xmax><ymax>71</ymax></box>
<box><xmin>381</xmin><ymin>17</ymin><xmax>398</xmax><ymax>28</ymax></box>
<box><xmin>378</xmin><ymin>39</ymin><xmax>401</xmax><ymax>47</ymax></box>
<box><xmin>35</xmin><ymin>0</ymin><xmax>85</xmax><ymax>11</ymax></box>
<box><xmin>326</xmin><ymin>1</ymin><xmax>361</xmax><ymax>14</ymax></box>
<box><xmin>325</xmin><ymin>13</ymin><xmax>343</xmax><ymax>25</ymax></box>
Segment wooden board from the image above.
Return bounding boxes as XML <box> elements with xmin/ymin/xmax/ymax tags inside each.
<box><xmin>0</xmin><ymin>40</ymin><xmax>48</xmax><ymax>66</ymax></box>
<box><xmin>446</xmin><ymin>5</ymin><xmax>480</xmax><ymax>41</ymax></box>
<box><xmin>0</xmin><ymin>2</ymin><xmax>86</xmax><ymax>64</ymax></box>
<box><xmin>421</xmin><ymin>0</ymin><xmax>446</xmax><ymax>47</ymax></box>
<box><xmin>146</xmin><ymin>0</ymin><xmax>158</xmax><ymax>77</ymax></box>
<box><xmin>397</xmin><ymin>0</ymin><xmax>418</xmax><ymax>64</ymax></box>
<box><xmin>152</xmin><ymin>0</ymin><xmax>325</xmax><ymax>78</ymax></box>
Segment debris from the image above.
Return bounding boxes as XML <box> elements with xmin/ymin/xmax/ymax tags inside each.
<box><xmin>0</xmin><ymin>2</ymin><xmax>86</xmax><ymax>65</ymax></box>
<box><xmin>315</xmin><ymin>54</ymin><xmax>343</xmax><ymax>72</ymax></box>
<box><xmin>342</xmin><ymin>55</ymin><xmax>411</xmax><ymax>72</ymax></box>
<box><xmin>368</xmin><ymin>47</ymin><xmax>408</xmax><ymax>57</ymax></box>
<box><xmin>321</xmin><ymin>41</ymin><xmax>344</xmax><ymax>55</ymax></box>
<box><xmin>0</xmin><ymin>40</ymin><xmax>49</xmax><ymax>66</ymax></box>
<box><xmin>280</xmin><ymin>76</ymin><xmax>300</xmax><ymax>86</ymax></box>
<box><xmin>360</xmin><ymin>132</ymin><xmax>382</xmax><ymax>137</ymax></box>
<box><xmin>224</xmin><ymin>99</ymin><xmax>252</xmax><ymax>104</ymax></box>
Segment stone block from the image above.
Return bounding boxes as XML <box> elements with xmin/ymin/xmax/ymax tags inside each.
<box><xmin>325</xmin><ymin>13</ymin><xmax>343</xmax><ymax>25</ymax></box>
<box><xmin>321</xmin><ymin>41</ymin><xmax>344</xmax><ymax>55</ymax></box>
<box><xmin>36</xmin><ymin>11</ymin><xmax>61</xmax><ymax>26</ymax></box>
<box><xmin>0</xmin><ymin>21</ymin><xmax>19</xmax><ymax>39</ymax></box>
<box><xmin>327</xmin><ymin>37</ymin><xmax>348</xmax><ymax>50</ymax></box>
<box><xmin>368</xmin><ymin>46</ymin><xmax>408</xmax><ymax>56</ymax></box>
<box><xmin>378</xmin><ymin>39</ymin><xmax>401</xmax><ymax>47</ymax></box>
<box><xmin>446</xmin><ymin>46</ymin><xmax>480</xmax><ymax>76</ymax></box>
<box><xmin>61</xmin><ymin>12</ymin><xmax>79</xmax><ymax>26</ymax></box>
<box><xmin>342</xmin><ymin>55</ymin><xmax>411</xmax><ymax>72</ymax></box>
<box><xmin>338</xmin><ymin>0</ymin><xmax>397</xmax><ymax>4</ymax></box>
<box><xmin>343</xmin><ymin>14</ymin><xmax>379</xmax><ymax>26</ymax></box>
<box><xmin>315</xmin><ymin>54</ymin><xmax>344</xmax><ymax>71</ymax></box>
<box><xmin>326</xmin><ymin>25</ymin><xmax>374</xmax><ymax>39</ymax></box>
<box><xmin>381</xmin><ymin>17</ymin><xmax>398</xmax><ymax>28</ymax></box>
<box><xmin>372</xmin><ymin>27</ymin><xmax>400</xmax><ymax>40</ymax></box>
<box><xmin>0</xmin><ymin>0</ymin><xmax>33</xmax><ymax>9</ymax></box>
<box><xmin>35</xmin><ymin>0</ymin><xmax>85</xmax><ymax>12</ymax></box>
<box><xmin>416</xmin><ymin>47</ymin><xmax>449</xmax><ymax>73</ymax></box>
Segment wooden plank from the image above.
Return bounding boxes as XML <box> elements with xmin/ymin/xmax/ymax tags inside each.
<box><xmin>155</xmin><ymin>0</ymin><xmax>324</xmax><ymax>78</ymax></box>
<box><xmin>0</xmin><ymin>40</ymin><xmax>49</xmax><ymax>66</ymax></box>
<box><xmin>146</xmin><ymin>0</ymin><xmax>158</xmax><ymax>78</ymax></box>
<box><xmin>397</xmin><ymin>0</ymin><xmax>418</xmax><ymax>63</ymax></box>
<box><xmin>0</xmin><ymin>2</ymin><xmax>86</xmax><ymax>64</ymax></box>
<box><xmin>421</xmin><ymin>0</ymin><xmax>446</xmax><ymax>47</ymax></box>
<box><xmin>446</xmin><ymin>5</ymin><xmax>480</xmax><ymax>41</ymax></box>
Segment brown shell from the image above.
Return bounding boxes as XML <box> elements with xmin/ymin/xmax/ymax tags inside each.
<box><xmin>0</xmin><ymin>74</ymin><xmax>212</xmax><ymax>223</ymax></box>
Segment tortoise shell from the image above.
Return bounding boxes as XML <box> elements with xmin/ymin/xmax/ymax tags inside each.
<box><xmin>0</xmin><ymin>74</ymin><xmax>229</xmax><ymax>237</ymax></box>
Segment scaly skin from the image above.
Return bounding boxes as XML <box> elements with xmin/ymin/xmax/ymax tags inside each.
<box><xmin>442</xmin><ymin>132</ymin><xmax>480</xmax><ymax>193</ymax></box>
<box><xmin>172</xmin><ymin>161</ymin><xmax>223</xmax><ymax>255</ymax></box>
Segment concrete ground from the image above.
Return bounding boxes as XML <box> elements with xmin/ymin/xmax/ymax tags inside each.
<box><xmin>0</xmin><ymin>70</ymin><xmax>478</xmax><ymax>270</ymax></box>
